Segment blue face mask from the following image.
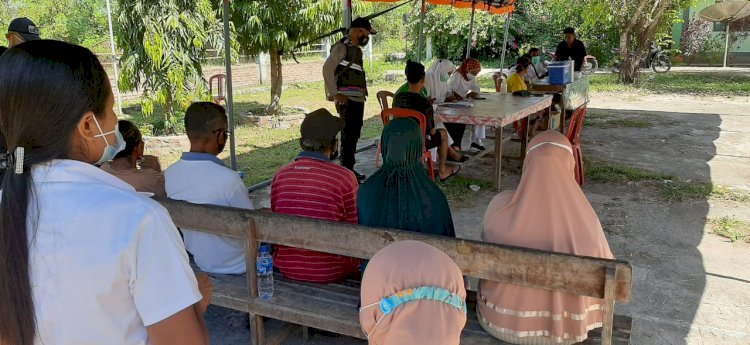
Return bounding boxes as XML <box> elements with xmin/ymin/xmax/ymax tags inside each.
<box><xmin>359</xmin><ymin>286</ymin><xmax>466</xmax><ymax>342</ymax></box>
<box><xmin>440</xmin><ymin>74</ymin><xmax>450</xmax><ymax>82</ymax></box>
<box><xmin>93</xmin><ymin>116</ymin><xmax>125</xmax><ymax>165</ymax></box>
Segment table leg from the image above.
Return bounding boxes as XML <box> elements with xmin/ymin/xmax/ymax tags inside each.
<box><xmin>559</xmin><ymin>97</ymin><xmax>567</xmax><ymax>134</ymax></box>
<box><xmin>493</xmin><ymin>126</ymin><xmax>503</xmax><ymax>191</ymax></box>
<box><xmin>520</xmin><ymin>116</ymin><xmax>530</xmax><ymax>163</ymax></box>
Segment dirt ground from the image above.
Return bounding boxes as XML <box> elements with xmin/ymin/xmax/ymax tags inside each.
<box><xmin>202</xmin><ymin>91</ymin><xmax>750</xmax><ymax>345</ymax></box>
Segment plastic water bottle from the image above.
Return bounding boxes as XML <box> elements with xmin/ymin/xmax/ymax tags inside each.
<box><xmin>256</xmin><ymin>244</ymin><xmax>274</xmax><ymax>300</ymax></box>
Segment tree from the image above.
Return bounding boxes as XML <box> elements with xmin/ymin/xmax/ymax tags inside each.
<box><xmin>588</xmin><ymin>0</ymin><xmax>694</xmax><ymax>83</ymax></box>
<box><xmin>230</xmin><ymin>0</ymin><xmax>368</xmax><ymax>116</ymax></box>
<box><xmin>117</xmin><ymin>0</ymin><xmax>222</xmax><ymax>132</ymax></box>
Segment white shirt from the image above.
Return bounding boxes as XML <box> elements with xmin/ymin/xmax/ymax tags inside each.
<box><xmin>448</xmin><ymin>73</ymin><xmax>481</xmax><ymax>98</ymax></box>
<box><xmin>26</xmin><ymin>160</ymin><xmax>201</xmax><ymax>345</ymax></box>
<box><xmin>165</xmin><ymin>154</ymin><xmax>254</xmax><ymax>274</ymax></box>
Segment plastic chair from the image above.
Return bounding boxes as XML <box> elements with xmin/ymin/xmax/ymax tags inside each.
<box><xmin>376</xmin><ymin>108</ymin><xmax>435</xmax><ymax>180</ymax></box>
<box><xmin>376</xmin><ymin>90</ymin><xmax>394</xmax><ymax>111</ymax></box>
<box><xmin>209</xmin><ymin>74</ymin><xmax>227</xmax><ymax>105</ymax></box>
<box><xmin>492</xmin><ymin>72</ymin><xmax>507</xmax><ymax>93</ymax></box>
<box><xmin>566</xmin><ymin>103</ymin><xmax>588</xmax><ymax>186</ymax></box>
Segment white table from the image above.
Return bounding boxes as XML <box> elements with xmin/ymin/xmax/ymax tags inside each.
<box><xmin>435</xmin><ymin>93</ymin><xmax>553</xmax><ymax>190</ymax></box>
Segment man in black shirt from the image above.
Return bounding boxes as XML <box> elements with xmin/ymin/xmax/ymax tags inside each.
<box><xmin>555</xmin><ymin>27</ymin><xmax>587</xmax><ymax>71</ymax></box>
<box><xmin>393</xmin><ymin>60</ymin><xmax>464</xmax><ymax>181</ymax></box>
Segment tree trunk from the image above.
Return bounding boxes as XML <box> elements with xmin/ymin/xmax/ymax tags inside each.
<box><xmin>266</xmin><ymin>49</ymin><xmax>283</xmax><ymax>116</ymax></box>
<box><xmin>164</xmin><ymin>89</ymin><xmax>174</xmax><ymax>133</ymax></box>
<box><xmin>618</xmin><ymin>30</ymin><xmax>638</xmax><ymax>84</ymax></box>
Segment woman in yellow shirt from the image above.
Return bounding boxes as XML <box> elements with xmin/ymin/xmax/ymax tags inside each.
<box><xmin>507</xmin><ymin>57</ymin><xmax>530</xmax><ymax>93</ymax></box>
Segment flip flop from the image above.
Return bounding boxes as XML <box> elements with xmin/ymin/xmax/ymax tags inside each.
<box><xmin>439</xmin><ymin>165</ymin><xmax>461</xmax><ymax>182</ymax></box>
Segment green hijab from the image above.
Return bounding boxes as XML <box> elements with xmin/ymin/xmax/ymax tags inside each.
<box><xmin>358</xmin><ymin>118</ymin><xmax>455</xmax><ymax>237</ymax></box>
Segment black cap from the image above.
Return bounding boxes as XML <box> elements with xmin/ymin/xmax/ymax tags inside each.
<box><xmin>8</xmin><ymin>17</ymin><xmax>40</xmax><ymax>41</ymax></box>
<box><xmin>351</xmin><ymin>17</ymin><xmax>377</xmax><ymax>35</ymax></box>
<box><xmin>301</xmin><ymin>109</ymin><xmax>344</xmax><ymax>145</ymax></box>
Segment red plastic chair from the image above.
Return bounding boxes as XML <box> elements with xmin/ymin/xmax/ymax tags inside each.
<box><xmin>376</xmin><ymin>108</ymin><xmax>435</xmax><ymax>180</ymax></box>
<box><xmin>566</xmin><ymin>103</ymin><xmax>588</xmax><ymax>185</ymax></box>
<box><xmin>209</xmin><ymin>74</ymin><xmax>226</xmax><ymax>105</ymax></box>
<box><xmin>376</xmin><ymin>90</ymin><xmax>394</xmax><ymax>111</ymax></box>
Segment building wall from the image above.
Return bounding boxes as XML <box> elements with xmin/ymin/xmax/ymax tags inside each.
<box><xmin>673</xmin><ymin>0</ymin><xmax>750</xmax><ymax>64</ymax></box>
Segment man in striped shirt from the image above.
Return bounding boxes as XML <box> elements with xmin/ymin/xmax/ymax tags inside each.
<box><xmin>271</xmin><ymin>108</ymin><xmax>361</xmax><ymax>284</ymax></box>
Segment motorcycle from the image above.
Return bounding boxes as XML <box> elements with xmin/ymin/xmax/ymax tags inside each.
<box><xmin>610</xmin><ymin>43</ymin><xmax>671</xmax><ymax>74</ymax></box>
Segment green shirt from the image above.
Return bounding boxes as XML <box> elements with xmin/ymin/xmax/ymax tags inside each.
<box><xmin>396</xmin><ymin>83</ymin><xmax>428</xmax><ymax>98</ymax></box>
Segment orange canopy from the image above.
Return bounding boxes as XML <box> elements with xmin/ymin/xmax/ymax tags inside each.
<box><xmin>364</xmin><ymin>0</ymin><xmax>516</xmax><ymax>15</ymax></box>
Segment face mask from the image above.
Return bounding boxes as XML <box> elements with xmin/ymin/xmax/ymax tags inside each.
<box><xmin>440</xmin><ymin>74</ymin><xmax>450</xmax><ymax>82</ymax></box>
<box><xmin>93</xmin><ymin>116</ymin><xmax>125</xmax><ymax>165</ymax></box>
<box><xmin>468</xmin><ymin>73</ymin><xmax>477</xmax><ymax>80</ymax></box>
<box><xmin>532</xmin><ymin>56</ymin><xmax>541</xmax><ymax>64</ymax></box>
<box><xmin>358</xmin><ymin>35</ymin><xmax>369</xmax><ymax>47</ymax></box>
<box><xmin>359</xmin><ymin>286</ymin><xmax>466</xmax><ymax>344</ymax></box>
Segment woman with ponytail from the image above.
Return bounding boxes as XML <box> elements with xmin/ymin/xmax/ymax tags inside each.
<box><xmin>0</xmin><ymin>40</ymin><xmax>209</xmax><ymax>345</ymax></box>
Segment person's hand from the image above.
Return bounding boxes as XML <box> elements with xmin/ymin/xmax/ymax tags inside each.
<box><xmin>451</xmin><ymin>92</ymin><xmax>464</xmax><ymax>101</ymax></box>
<box><xmin>195</xmin><ymin>272</ymin><xmax>212</xmax><ymax>315</ymax></box>
<box><xmin>140</xmin><ymin>155</ymin><xmax>162</xmax><ymax>172</ymax></box>
<box><xmin>427</xmin><ymin>97</ymin><xmax>435</xmax><ymax>104</ymax></box>
<box><xmin>468</xmin><ymin>92</ymin><xmax>481</xmax><ymax>99</ymax></box>
<box><xmin>333</xmin><ymin>94</ymin><xmax>348</xmax><ymax>105</ymax></box>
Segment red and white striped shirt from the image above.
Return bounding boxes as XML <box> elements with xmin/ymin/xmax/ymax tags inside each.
<box><xmin>271</xmin><ymin>152</ymin><xmax>361</xmax><ymax>283</ymax></box>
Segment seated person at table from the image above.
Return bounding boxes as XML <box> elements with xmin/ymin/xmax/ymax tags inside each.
<box><xmin>271</xmin><ymin>109</ymin><xmax>361</xmax><ymax>283</ymax></box>
<box><xmin>361</xmin><ymin>241</ymin><xmax>467</xmax><ymax>345</ymax></box>
<box><xmin>529</xmin><ymin>47</ymin><xmax>548</xmax><ymax>78</ymax></box>
<box><xmin>425</xmin><ymin>58</ymin><xmax>457</xmax><ymax>103</ymax></box>
<box><xmin>447</xmin><ymin>58</ymin><xmax>486</xmax><ymax>152</ymax></box>
<box><xmin>478</xmin><ymin>131</ymin><xmax>615</xmax><ymax>345</ymax></box>
<box><xmin>359</xmin><ymin>118</ymin><xmax>456</xmax><ymax>236</ymax></box>
<box><xmin>555</xmin><ymin>27</ymin><xmax>587</xmax><ymax>71</ymax></box>
<box><xmin>393</xmin><ymin>60</ymin><xmax>464</xmax><ymax>181</ymax></box>
<box><xmin>166</xmin><ymin>102</ymin><xmax>254</xmax><ymax>274</ymax></box>
<box><xmin>509</xmin><ymin>57</ymin><xmax>546</xmax><ymax>138</ymax></box>
<box><xmin>100</xmin><ymin>120</ymin><xmax>166</xmax><ymax>197</ymax></box>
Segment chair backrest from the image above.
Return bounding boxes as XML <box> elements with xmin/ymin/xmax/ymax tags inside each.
<box><xmin>209</xmin><ymin>74</ymin><xmax>227</xmax><ymax>104</ymax></box>
<box><xmin>566</xmin><ymin>103</ymin><xmax>588</xmax><ymax>146</ymax></box>
<box><xmin>492</xmin><ymin>72</ymin><xmax>506</xmax><ymax>93</ymax></box>
<box><xmin>381</xmin><ymin>107</ymin><xmax>427</xmax><ymax>134</ymax></box>
<box><xmin>376</xmin><ymin>90</ymin><xmax>394</xmax><ymax>111</ymax></box>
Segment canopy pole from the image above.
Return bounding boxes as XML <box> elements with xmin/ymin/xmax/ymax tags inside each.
<box><xmin>723</xmin><ymin>23</ymin><xmax>730</xmax><ymax>68</ymax></box>
<box><xmin>499</xmin><ymin>12</ymin><xmax>511</xmax><ymax>70</ymax></box>
<box><xmin>417</xmin><ymin>0</ymin><xmax>426</xmax><ymax>62</ymax></box>
<box><xmin>105</xmin><ymin>0</ymin><xmax>122</xmax><ymax>116</ymax></box>
<box><xmin>222</xmin><ymin>0</ymin><xmax>237</xmax><ymax>170</ymax></box>
<box><xmin>466</xmin><ymin>1</ymin><xmax>476</xmax><ymax>59</ymax></box>
<box><xmin>344</xmin><ymin>0</ymin><xmax>352</xmax><ymax>30</ymax></box>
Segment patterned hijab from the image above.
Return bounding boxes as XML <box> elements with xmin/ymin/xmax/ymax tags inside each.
<box><xmin>456</xmin><ymin>58</ymin><xmax>481</xmax><ymax>81</ymax></box>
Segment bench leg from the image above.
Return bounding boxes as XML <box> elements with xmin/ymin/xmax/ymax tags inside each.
<box><xmin>302</xmin><ymin>326</ymin><xmax>310</xmax><ymax>341</ymax></box>
<box><xmin>250</xmin><ymin>314</ymin><xmax>265</xmax><ymax>345</ymax></box>
<box><xmin>601</xmin><ymin>267</ymin><xmax>617</xmax><ymax>345</ymax></box>
<box><xmin>493</xmin><ymin>126</ymin><xmax>503</xmax><ymax>191</ymax></box>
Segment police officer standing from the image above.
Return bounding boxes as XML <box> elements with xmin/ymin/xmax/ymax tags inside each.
<box><xmin>323</xmin><ymin>17</ymin><xmax>376</xmax><ymax>182</ymax></box>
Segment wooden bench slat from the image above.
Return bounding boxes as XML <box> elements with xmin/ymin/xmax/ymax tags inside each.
<box><xmin>160</xmin><ymin>199</ymin><xmax>632</xmax><ymax>302</ymax></box>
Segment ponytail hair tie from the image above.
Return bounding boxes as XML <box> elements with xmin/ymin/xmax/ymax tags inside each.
<box><xmin>14</xmin><ymin>147</ymin><xmax>24</xmax><ymax>175</ymax></box>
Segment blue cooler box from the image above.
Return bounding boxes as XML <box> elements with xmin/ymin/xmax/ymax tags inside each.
<box><xmin>548</xmin><ymin>61</ymin><xmax>572</xmax><ymax>85</ymax></box>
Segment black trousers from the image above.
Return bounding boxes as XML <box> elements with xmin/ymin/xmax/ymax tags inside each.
<box><xmin>444</xmin><ymin>123</ymin><xmax>466</xmax><ymax>149</ymax></box>
<box><xmin>336</xmin><ymin>99</ymin><xmax>365</xmax><ymax>170</ymax></box>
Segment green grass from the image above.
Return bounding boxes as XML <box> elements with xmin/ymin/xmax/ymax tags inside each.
<box><xmin>585</xmin><ymin>159</ymin><xmax>675</xmax><ymax>183</ymax></box>
<box><xmin>709</xmin><ymin>216</ymin><xmax>750</xmax><ymax>243</ymax></box>
<box><xmin>589</xmin><ymin>72</ymin><xmax>750</xmax><ymax>96</ymax></box>
<box><xmin>439</xmin><ymin>177</ymin><xmax>493</xmax><ymax>203</ymax></box>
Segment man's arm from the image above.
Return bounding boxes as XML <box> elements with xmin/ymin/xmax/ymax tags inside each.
<box><xmin>554</xmin><ymin>41</ymin><xmax>565</xmax><ymax>61</ymax></box>
<box><xmin>322</xmin><ymin>43</ymin><xmax>347</xmax><ymax>101</ymax></box>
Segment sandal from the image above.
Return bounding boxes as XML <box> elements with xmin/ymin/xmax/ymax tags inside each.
<box><xmin>439</xmin><ymin>165</ymin><xmax>461</xmax><ymax>182</ymax></box>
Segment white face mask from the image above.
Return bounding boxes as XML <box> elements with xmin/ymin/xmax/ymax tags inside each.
<box><xmin>92</xmin><ymin>116</ymin><xmax>125</xmax><ymax>165</ymax></box>
<box><xmin>467</xmin><ymin>73</ymin><xmax>477</xmax><ymax>80</ymax></box>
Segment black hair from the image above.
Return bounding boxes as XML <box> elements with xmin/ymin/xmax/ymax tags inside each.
<box><xmin>516</xmin><ymin>56</ymin><xmax>531</xmax><ymax>72</ymax></box>
<box><xmin>300</xmin><ymin>138</ymin><xmax>335</xmax><ymax>152</ymax></box>
<box><xmin>529</xmin><ymin>47</ymin><xmax>540</xmax><ymax>54</ymax></box>
<box><xmin>114</xmin><ymin>120</ymin><xmax>142</xmax><ymax>159</ymax></box>
<box><xmin>0</xmin><ymin>40</ymin><xmax>110</xmax><ymax>345</ymax></box>
<box><xmin>404</xmin><ymin>60</ymin><xmax>426</xmax><ymax>85</ymax></box>
<box><xmin>0</xmin><ymin>46</ymin><xmax>7</xmax><ymax>56</ymax></box>
<box><xmin>564</xmin><ymin>27</ymin><xmax>575</xmax><ymax>35</ymax></box>
<box><xmin>184</xmin><ymin>102</ymin><xmax>227</xmax><ymax>140</ymax></box>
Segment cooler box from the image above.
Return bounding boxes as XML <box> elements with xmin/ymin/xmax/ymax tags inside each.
<box><xmin>548</xmin><ymin>61</ymin><xmax>573</xmax><ymax>85</ymax></box>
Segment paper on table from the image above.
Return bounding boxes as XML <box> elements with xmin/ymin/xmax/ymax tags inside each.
<box><xmin>437</xmin><ymin>101</ymin><xmax>474</xmax><ymax>108</ymax></box>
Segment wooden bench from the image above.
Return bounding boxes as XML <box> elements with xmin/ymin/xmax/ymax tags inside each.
<box><xmin>159</xmin><ymin>198</ymin><xmax>633</xmax><ymax>345</ymax></box>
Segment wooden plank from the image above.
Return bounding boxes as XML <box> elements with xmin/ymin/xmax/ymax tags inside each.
<box><xmin>263</xmin><ymin>319</ymin><xmax>299</xmax><ymax>345</ymax></box>
<box><xmin>158</xmin><ymin>198</ymin><xmax>633</xmax><ymax>302</ymax></box>
<box><xmin>601</xmin><ymin>267</ymin><xmax>617</xmax><ymax>345</ymax></box>
<box><xmin>246</xmin><ymin>222</ymin><xmax>263</xmax><ymax>345</ymax></box>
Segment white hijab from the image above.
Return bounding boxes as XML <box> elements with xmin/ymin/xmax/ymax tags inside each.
<box><xmin>425</xmin><ymin>59</ymin><xmax>456</xmax><ymax>102</ymax></box>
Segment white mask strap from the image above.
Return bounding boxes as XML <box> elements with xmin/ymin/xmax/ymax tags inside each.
<box><xmin>526</xmin><ymin>141</ymin><xmax>573</xmax><ymax>156</ymax></box>
<box><xmin>359</xmin><ymin>302</ymin><xmax>384</xmax><ymax>343</ymax></box>
<box><xmin>92</xmin><ymin>116</ymin><xmax>114</xmax><ymax>145</ymax></box>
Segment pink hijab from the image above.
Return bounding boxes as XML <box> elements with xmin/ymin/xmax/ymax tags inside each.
<box><xmin>360</xmin><ymin>241</ymin><xmax>467</xmax><ymax>345</ymax></box>
<box><xmin>478</xmin><ymin>131</ymin><xmax>614</xmax><ymax>344</ymax></box>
